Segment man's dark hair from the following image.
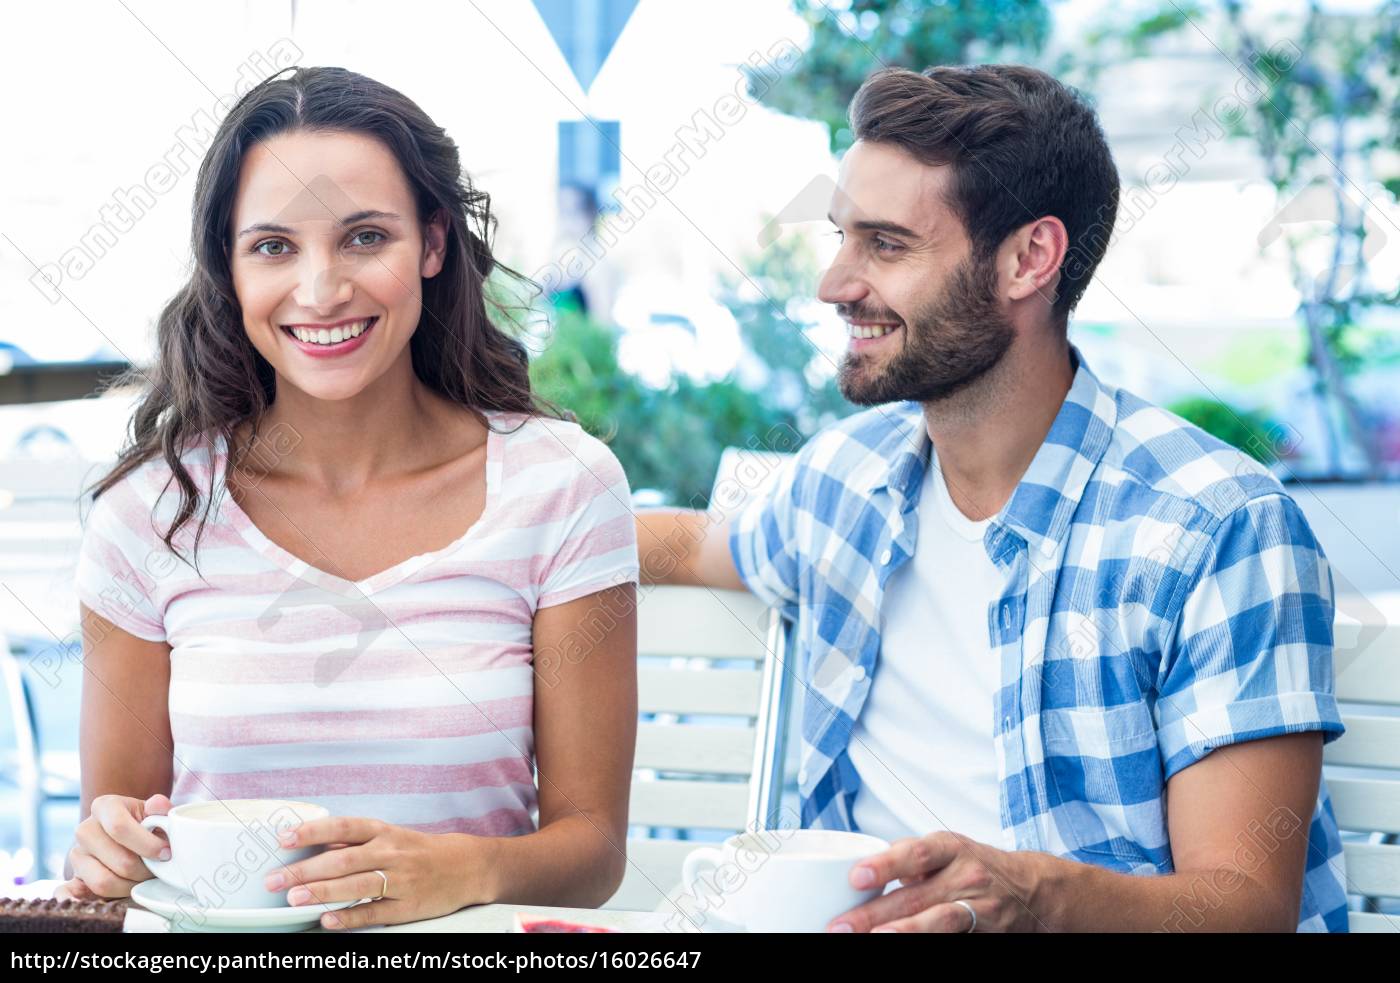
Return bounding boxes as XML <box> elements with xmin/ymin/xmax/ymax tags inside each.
<box><xmin>849</xmin><ymin>64</ymin><xmax>1120</xmax><ymax>323</ymax></box>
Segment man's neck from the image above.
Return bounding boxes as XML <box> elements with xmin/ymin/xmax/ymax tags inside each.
<box><xmin>921</xmin><ymin>336</ymin><xmax>1075</xmax><ymax>522</ymax></box>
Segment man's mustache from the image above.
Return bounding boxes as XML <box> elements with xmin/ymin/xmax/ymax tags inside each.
<box><xmin>836</xmin><ymin>304</ymin><xmax>903</xmax><ymax>325</ymax></box>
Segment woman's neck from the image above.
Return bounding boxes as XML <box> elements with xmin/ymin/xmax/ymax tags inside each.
<box><xmin>245</xmin><ymin>356</ymin><xmax>484</xmax><ymax>495</ymax></box>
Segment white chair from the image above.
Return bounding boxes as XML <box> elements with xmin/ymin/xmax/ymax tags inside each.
<box><xmin>1323</xmin><ymin>590</ymin><xmax>1400</xmax><ymax>933</ymax></box>
<box><xmin>604</xmin><ymin>584</ymin><xmax>792</xmax><ymax>912</ymax></box>
<box><xmin>0</xmin><ymin>631</ymin><xmax>83</xmax><ymax>880</ymax></box>
<box><xmin>0</xmin><ymin>457</ymin><xmax>97</xmax><ymax>879</ymax></box>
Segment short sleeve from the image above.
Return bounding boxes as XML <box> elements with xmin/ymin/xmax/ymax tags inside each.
<box><xmin>74</xmin><ymin>481</ymin><xmax>168</xmax><ymax>642</ymax></box>
<box><xmin>1154</xmin><ymin>493</ymin><xmax>1344</xmax><ymax>780</ymax></box>
<box><xmin>537</xmin><ymin>435</ymin><xmax>639</xmax><ymax>609</ymax></box>
<box><xmin>728</xmin><ymin>449</ymin><xmax>803</xmax><ymax>615</ymax></box>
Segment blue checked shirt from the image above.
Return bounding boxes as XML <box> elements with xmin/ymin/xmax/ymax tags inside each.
<box><xmin>730</xmin><ymin>348</ymin><xmax>1349</xmax><ymax>932</ymax></box>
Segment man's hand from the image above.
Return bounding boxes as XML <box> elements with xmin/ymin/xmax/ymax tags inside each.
<box><xmin>827</xmin><ymin>733</ymin><xmax>1325</xmax><ymax>933</ymax></box>
<box><xmin>828</xmin><ymin>833</ymin><xmax>1056</xmax><ymax>933</ymax></box>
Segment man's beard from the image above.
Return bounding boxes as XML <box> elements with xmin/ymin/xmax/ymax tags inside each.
<box><xmin>836</xmin><ymin>252</ymin><xmax>1015</xmax><ymax>406</ymax></box>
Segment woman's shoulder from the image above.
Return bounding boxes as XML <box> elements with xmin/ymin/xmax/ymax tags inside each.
<box><xmin>86</xmin><ymin>431</ymin><xmax>224</xmax><ymax>525</ymax></box>
<box><xmin>492</xmin><ymin>411</ymin><xmax>626</xmax><ymax>486</ymax></box>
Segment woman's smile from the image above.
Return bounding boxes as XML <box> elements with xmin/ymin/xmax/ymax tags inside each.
<box><xmin>279</xmin><ymin>315</ymin><xmax>379</xmax><ymax>357</ymax></box>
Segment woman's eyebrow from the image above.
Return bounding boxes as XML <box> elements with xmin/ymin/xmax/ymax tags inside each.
<box><xmin>236</xmin><ymin>209</ymin><xmax>402</xmax><ymax>239</ymax></box>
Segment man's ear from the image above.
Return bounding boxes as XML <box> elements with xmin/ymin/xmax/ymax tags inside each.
<box><xmin>1004</xmin><ymin>216</ymin><xmax>1068</xmax><ymax>306</ymax></box>
<box><xmin>420</xmin><ymin>209</ymin><xmax>449</xmax><ymax>279</ymax></box>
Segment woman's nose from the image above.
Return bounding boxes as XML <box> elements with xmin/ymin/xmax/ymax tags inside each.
<box><xmin>295</xmin><ymin>252</ymin><xmax>355</xmax><ymax>311</ymax></box>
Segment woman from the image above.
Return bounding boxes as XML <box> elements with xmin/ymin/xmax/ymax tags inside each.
<box><xmin>59</xmin><ymin>66</ymin><xmax>639</xmax><ymax>930</ymax></box>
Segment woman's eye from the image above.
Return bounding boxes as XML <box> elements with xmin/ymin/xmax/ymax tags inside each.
<box><xmin>350</xmin><ymin>230</ymin><xmax>385</xmax><ymax>248</ymax></box>
<box><xmin>255</xmin><ymin>239</ymin><xmax>289</xmax><ymax>257</ymax></box>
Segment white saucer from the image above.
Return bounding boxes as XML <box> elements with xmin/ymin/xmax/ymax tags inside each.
<box><xmin>130</xmin><ymin>879</ymin><xmax>361</xmax><ymax>933</ymax></box>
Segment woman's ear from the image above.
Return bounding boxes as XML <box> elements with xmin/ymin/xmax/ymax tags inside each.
<box><xmin>420</xmin><ymin>209</ymin><xmax>449</xmax><ymax>279</ymax></box>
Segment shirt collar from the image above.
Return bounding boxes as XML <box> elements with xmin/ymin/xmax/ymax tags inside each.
<box><xmin>864</xmin><ymin>346</ymin><xmax>1118</xmax><ymax>559</ymax></box>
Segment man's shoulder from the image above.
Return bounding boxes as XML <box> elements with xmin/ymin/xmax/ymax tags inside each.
<box><xmin>793</xmin><ymin>402</ymin><xmax>924</xmax><ymax>484</ymax></box>
<box><xmin>1098</xmin><ymin>386</ymin><xmax>1289</xmax><ymax>523</ymax></box>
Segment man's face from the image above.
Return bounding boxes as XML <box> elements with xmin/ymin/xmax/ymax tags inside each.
<box><xmin>819</xmin><ymin>140</ymin><xmax>1015</xmax><ymax>406</ymax></box>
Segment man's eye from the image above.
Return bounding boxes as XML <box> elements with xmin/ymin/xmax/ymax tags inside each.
<box><xmin>873</xmin><ymin>237</ymin><xmax>902</xmax><ymax>253</ymax></box>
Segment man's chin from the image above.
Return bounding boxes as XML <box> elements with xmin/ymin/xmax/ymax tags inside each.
<box><xmin>837</xmin><ymin>369</ymin><xmax>897</xmax><ymax>407</ymax></box>
<box><xmin>838</xmin><ymin>362</ymin><xmax>984</xmax><ymax>407</ymax></box>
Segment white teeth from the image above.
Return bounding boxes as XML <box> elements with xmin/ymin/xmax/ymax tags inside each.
<box><xmin>287</xmin><ymin>318</ymin><xmax>374</xmax><ymax>345</ymax></box>
<box><xmin>849</xmin><ymin>323</ymin><xmax>897</xmax><ymax>340</ymax></box>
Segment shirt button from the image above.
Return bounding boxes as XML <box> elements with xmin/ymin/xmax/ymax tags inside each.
<box><xmin>852</xmin><ymin>665</ymin><xmax>867</xmax><ymax>682</ymax></box>
<box><xmin>879</xmin><ymin>549</ymin><xmax>892</xmax><ymax>565</ymax></box>
<box><xmin>1002</xmin><ymin>716</ymin><xmax>1012</xmax><ymax>730</ymax></box>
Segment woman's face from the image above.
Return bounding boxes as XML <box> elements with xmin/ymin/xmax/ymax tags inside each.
<box><xmin>229</xmin><ymin>129</ymin><xmax>447</xmax><ymax>403</ymax></box>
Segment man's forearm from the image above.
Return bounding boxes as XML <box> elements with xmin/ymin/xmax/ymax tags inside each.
<box><xmin>635</xmin><ymin>508</ymin><xmax>744</xmax><ymax>590</ymax></box>
<box><xmin>1033</xmin><ymin>852</ymin><xmax>1301</xmax><ymax>932</ymax></box>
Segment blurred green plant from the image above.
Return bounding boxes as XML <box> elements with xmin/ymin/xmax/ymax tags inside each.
<box><xmin>529</xmin><ymin>308</ymin><xmax>808</xmax><ymax>506</ymax></box>
<box><xmin>1167</xmin><ymin>396</ymin><xmax>1288</xmax><ymax>465</ymax></box>
<box><xmin>525</xmin><ymin>216</ymin><xmax>867</xmax><ymax>505</ymax></box>
<box><xmin>718</xmin><ymin>232</ymin><xmax>853</xmax><ymax>434</ymax></box>
<box><xmin>748</xmin><ymin>0</ymin><xmax>1059</xmax><ymax>152</ymax></box>
<box><xmin>1086</xmin><ymin>0</ymin><xmax>1400</xmax><ymax>478</ymax></box>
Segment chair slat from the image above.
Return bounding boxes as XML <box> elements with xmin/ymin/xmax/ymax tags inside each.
<box><xmin>1334</xmin><ymin>592</ymin><xmax>1400</xmax><ymax>706</ymax></box>
<box><xmin>638</xmin><ymin>667</ymin><xmax>762</xmax><ymax>717</ymax></box>
<box><xmin>1324</xmin><ymin>715</ymin><xmax>1400</xmax><ymax>769</ymax></box>
<box><xmin>635</xmin><ymin>723</ymin><xmax>756</xmax><ymax>776</ymax></box>
<box><xmin>629</xmin><ymin>779</ymin><xmax>750</xmax><ymax>830</ymax></box>
<box><xmin>1328</xmin><ymin>776</ymin><xmax>1400</xmax><ymax>836</ymax></box>
<box><xmin>637</xmin><ymin>587</ymin><xmax>771</xmax><ymax>660</ymax></box>
<box><xmin>1348</xmin><ymin>910</ymin><xmax>1400</xmax><ymax>933</ymax></box>
<box><xmin>1343</xmin><ymin>841</ymin><xmax>1400</xmax><ymax>899</ymax></box>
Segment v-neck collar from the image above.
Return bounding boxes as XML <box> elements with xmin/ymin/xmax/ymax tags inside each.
<box><xmin>212</xmin><ymin>413</ymin><xmax>504</xmax><ymax>596</ymax></box>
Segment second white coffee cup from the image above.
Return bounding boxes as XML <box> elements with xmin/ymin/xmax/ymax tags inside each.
<box><xmin>680</xmin><ymin>829</ymin><xmax>889</xmax><ymax>932</ymax></box>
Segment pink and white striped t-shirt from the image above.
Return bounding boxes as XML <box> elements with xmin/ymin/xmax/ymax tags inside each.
<box><xmin>74</xmin><ymin>411</ymin><xmax>638</xmax><ymax>838</ymax></box>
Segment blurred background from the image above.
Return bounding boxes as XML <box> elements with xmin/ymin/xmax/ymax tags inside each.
<box><xmin>1</xmin><ymin>0</ymin><xmax>1397</xmax><ymax>887</ymax></box>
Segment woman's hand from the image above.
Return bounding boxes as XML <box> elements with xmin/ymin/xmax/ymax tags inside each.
<box><xmin>264</xmin><ymin>816</ymin><xmax>487</xmax><ymax>930</ymax></box>
<box><xmin>57</xmin><ymin>794</ymin><xmax>173</xmax><ymax>900</ymax></box>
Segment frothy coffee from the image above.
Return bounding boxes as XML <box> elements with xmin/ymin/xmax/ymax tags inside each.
<box><xmin>176</xmin><ymin>799</ymin><xmax>325</xmax><ymax>826</ymax></box>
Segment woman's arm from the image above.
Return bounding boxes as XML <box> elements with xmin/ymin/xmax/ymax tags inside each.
<box><xmin>59</xmin><ymin>605</ymin><xmax>175</xmax><ymax>894</ymax></box>
<box><xmin>490</xmin><ymin>582</ymin><xmax>638</xmax><ymax>906</ymax></box>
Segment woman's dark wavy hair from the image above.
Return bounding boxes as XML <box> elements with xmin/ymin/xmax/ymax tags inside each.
<box><xmin>86</xmin><ymin>66</ymin><xmax>558</xmax><ymax>569</ymax></box>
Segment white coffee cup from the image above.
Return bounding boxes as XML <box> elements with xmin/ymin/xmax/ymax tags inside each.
<box><xmin>141</xmin><ymin>799</ymin><xmax>328</xmax><ymax>910</ymax></box>
<box><xmin>679</xmin><ymin>829</ymin><xmax>889</xmax><ymax>932</ymax></box>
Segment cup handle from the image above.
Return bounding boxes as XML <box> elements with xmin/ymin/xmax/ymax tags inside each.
<box><xmin>681</xmin><ymin>846</ymin><xmax>725</xmax><ymax>894</ymax></box>
<box><xmin>140</xmin><ymin>814</ymin><xmax>185</xmax><ymax>891</ymax></box>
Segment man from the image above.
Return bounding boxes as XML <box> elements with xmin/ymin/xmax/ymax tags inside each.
<box><xmin>636</xmin><ymin>65</ymin><xmax>1348</xmax><ymax>932</ymax></box>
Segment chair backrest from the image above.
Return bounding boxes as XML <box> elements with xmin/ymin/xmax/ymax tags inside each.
<box><xmin>0</xmin><ymin>631</ymin><xmax>40</xmax><ymax>783</ymax></box>
<box><xmin>1321</xmin><ymin>590</ymin><xmax>1400</xmax><ymax>933</ymax></box>
<box><xmin>604</xmin><ymin>584</ymin><xmax>789</xmax><ymax>912</ymax></box>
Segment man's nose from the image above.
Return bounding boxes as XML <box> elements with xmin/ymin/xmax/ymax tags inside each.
<box><xmin>817</xmin><ymin>253</ymin><xmax>866</xmax><ymax>306</ymax></box>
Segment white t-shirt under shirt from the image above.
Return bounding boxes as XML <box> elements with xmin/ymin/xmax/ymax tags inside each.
<box><xmin>848</xmin><ymin>451</ymin><xmax>1007</xmax><ymax>848</ymax></box>
<box><xmin>74</xmin><ymin>411</ymin><xmax>639</xmax><ymax>839</ymax></box>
